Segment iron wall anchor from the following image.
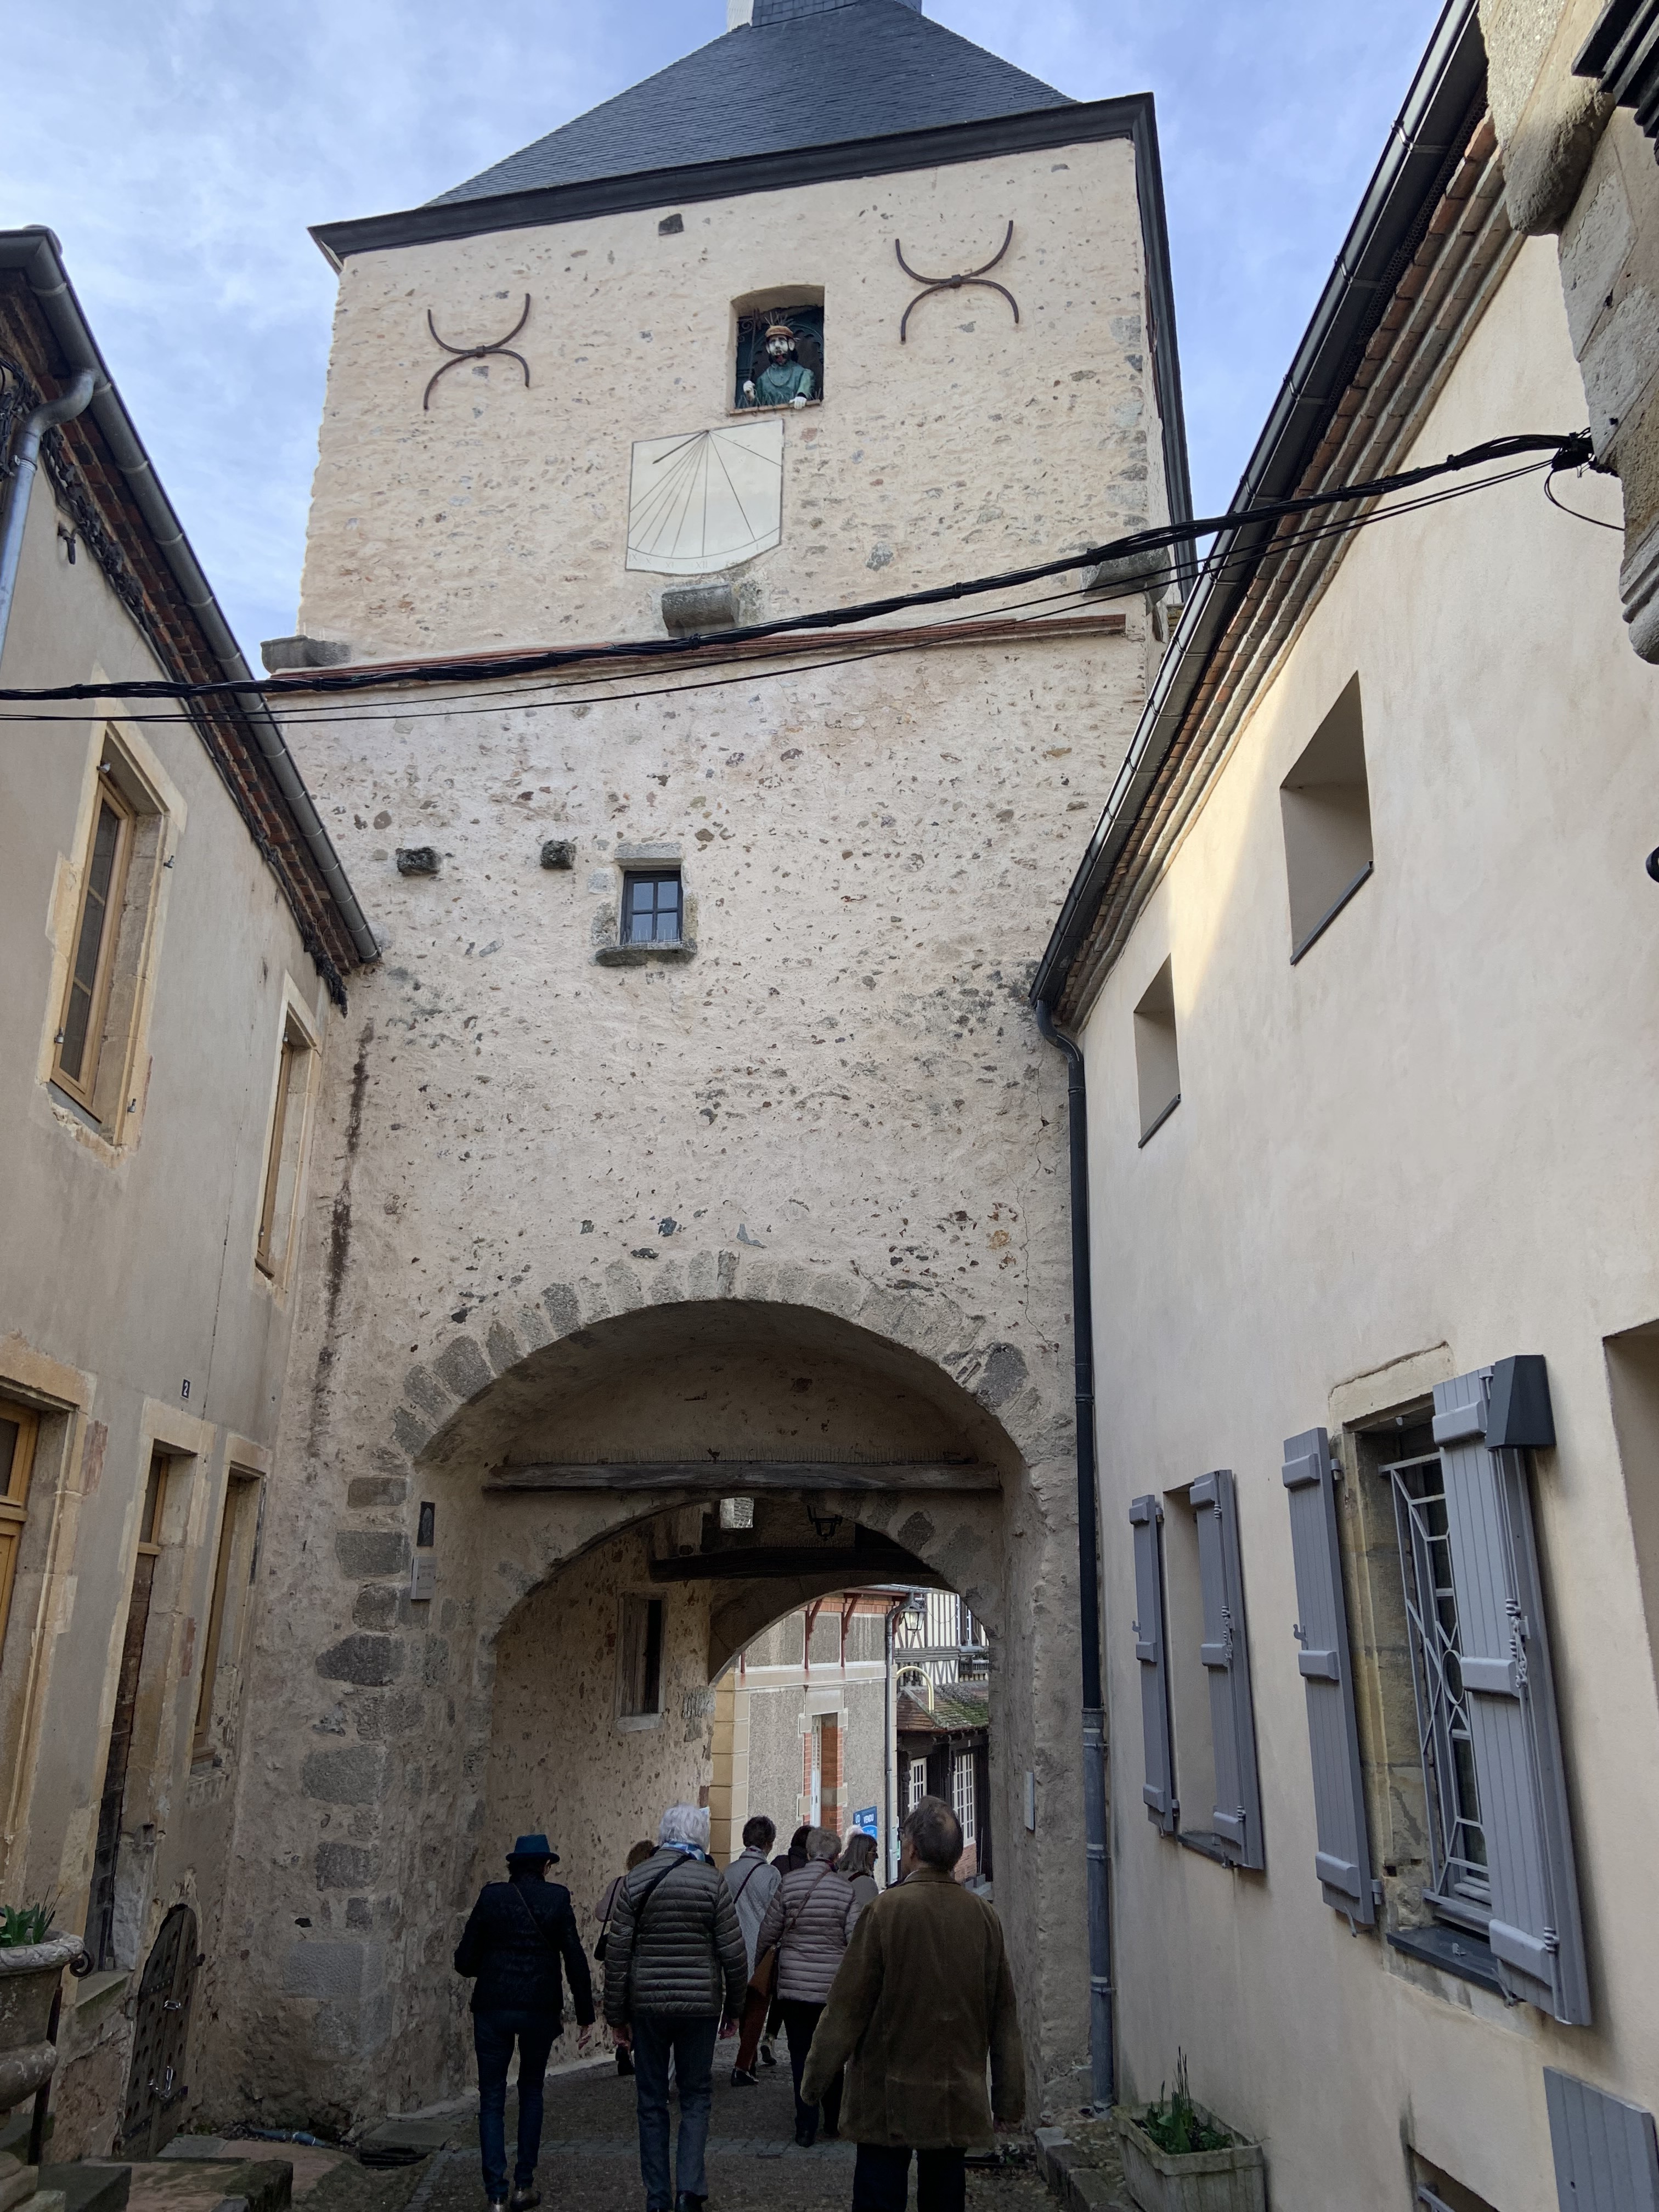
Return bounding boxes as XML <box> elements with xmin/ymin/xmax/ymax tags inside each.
<box><xmin>895</xmin><ymin>223</ymin><xmax>1020</xmax><ymax>342</ymax></box>
<box><xmin>424</xmin><ymin>295</ymin><xmax>532</xmax><ymax>410</ymax></box>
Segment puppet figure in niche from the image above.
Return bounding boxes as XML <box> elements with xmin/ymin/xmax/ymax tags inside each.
<box><xmin>737</xmin><ymin>309</ymin><xmax>823</xmax><ymax>409</ymax></box>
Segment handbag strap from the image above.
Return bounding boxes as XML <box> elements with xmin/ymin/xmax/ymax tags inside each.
<box><xmin>631</xmin><ymin>1852</ymin><xmax>697</xmax><ymax>1934</ymax></box>
<box><xmin>778</xmin><ymin>1859</ymin><xmax>827</xmax><ymax>1949</ymax></box>
<box><xmin>507</xmin><ymin>1882</ymin><xmax>559</xmax><ymax>1955</ymax></box>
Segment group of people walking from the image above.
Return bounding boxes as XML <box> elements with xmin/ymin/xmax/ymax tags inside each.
<box><xmin>453</xmin><ymin>1796</ymin><xmax>1023</xmax><ymax>2212</ymax></box>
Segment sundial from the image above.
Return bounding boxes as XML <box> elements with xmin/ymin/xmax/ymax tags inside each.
<box><xmin>625</xmin><ymin>417</ymin><xmax>785</xmax><ymax>575</ymax></box>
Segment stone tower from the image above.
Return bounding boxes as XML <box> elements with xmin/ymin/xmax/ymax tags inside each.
<box><xmin>218</xmin><ymin>0</ymin><xmax>1188</xmax><ymax>2128</ymax></box>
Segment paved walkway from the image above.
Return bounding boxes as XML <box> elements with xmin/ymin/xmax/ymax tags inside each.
<box><xmin>363</xmin><ymin>2047</ymin><xmax>1059</xmax><ymax>2212</ymax></box>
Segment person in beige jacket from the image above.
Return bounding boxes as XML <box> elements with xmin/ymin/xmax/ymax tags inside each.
<box><xmin>802</xmin><ymin>1796</ymin><xmax>1025</xmax><ymax>2212</ymax></box>
<box><xmin>752</xmin><ymin>1824</ymin><xmax>859</xmax><ymax>2145</ymax></box>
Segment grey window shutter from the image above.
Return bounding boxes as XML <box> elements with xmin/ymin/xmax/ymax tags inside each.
<box><xmin>1130</xmin><ymin>1495</ymin><xmax>1177</xmax><ymax>1836</ymax></box>
<box><xmin>1191</xmin><ymin>1469</ymin><xmax>1265</xmax><ymax>1869</ymax></box>
<box><xmin>1433</xmin><ymin>1364</ymin><xmax>1589</xmax><ymax>2024</ymax></box>
<box><xmin>1282</xmin><ymin>1427</ymin><xmax>1374</xmax><ymax>1923</ymax></box>
<box><xmin>1545</xmin><ymin>2069</ymin><xmax>1659</xmax><ymax>2211</ymax></box>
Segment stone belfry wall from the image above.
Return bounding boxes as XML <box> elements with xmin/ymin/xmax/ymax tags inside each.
<box><xmin>209</xmin><ymin>103</ymin><xmax>1178</xmax><ymax>2128</ymax></box>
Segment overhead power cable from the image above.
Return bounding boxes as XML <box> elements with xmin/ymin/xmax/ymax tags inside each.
<box><xmin>0</xmin><ymin>431</ymin><xmax>1594</xmax><ymax>709</ymax></box>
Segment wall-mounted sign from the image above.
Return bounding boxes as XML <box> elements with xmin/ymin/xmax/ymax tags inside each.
<box><xmin>853</xmin><ymin>1805</ymin><xmax>879</xmax><ymax>1837</ymax></box>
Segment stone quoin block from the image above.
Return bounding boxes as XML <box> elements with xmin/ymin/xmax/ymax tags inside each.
<box><xmin>301</xmin><ymin>1743</ymin><xmax>390</xmax><ymax>1804</ymax></box>
<box><xmin>316</xmin><ymin>1634</ymin><xmax>404</xmax><ymax>1686</ymax></box>
<box><xmin>335</xmin><ymin>1530</ymin><xmax>410</xmax><ymax>1578</ymax></box>
<box><xmin>352</xmin><ymin>1689</ymin><xmax>427</xmax><ymax>1741</ymax></box>
<box><xmin>315</xmin><ymin>1842</ymin><xmax>379</xmax><ymax>1890</ymax></box>
<box><xmin>352</xmin><ymin>1585</ymin><xmax>400</xmax><ymax>1630</ymax></box>
<box><xmin>346</xmin><ymin>1476</ymin><xmax>408</xmax><ymax>1509</ymax></box>
<box><xmin>282</xmin><ymin>1937</ymin><xmax>386</xmax><ymax>2000</ymax></box>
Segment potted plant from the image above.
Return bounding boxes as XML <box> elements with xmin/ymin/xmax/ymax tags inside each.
<box><xmin>1114</xmin><ymin>2054</ymin><xmax>1267</xmax><ymax>2212</ymax></box>
<box><xmin>0</xmin><ymin>1905</ymin><xmax>85</xmax><ymax>2124</ymax></box>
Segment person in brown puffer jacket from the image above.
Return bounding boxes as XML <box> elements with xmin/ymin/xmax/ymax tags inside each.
<box><xmin>752</xmin><ymin>1825</ymin><xmax>859</xmax><ymax>2146</ymax></box>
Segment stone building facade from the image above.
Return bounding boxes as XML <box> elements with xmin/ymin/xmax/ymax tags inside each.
<box><xmin>203</xmin><ymin>0</ymin><xmax>1189</xmax><ymax>2134</ymax></box>
<box><xmin>0</xmin><ymin>230</ymin><xmax>371</xmax><ymax>2160</ymax></box>
<box><xmin>712</xmin><ymin>1597</ymin><xmax>896</xmax><ymax>1871</ymax></box>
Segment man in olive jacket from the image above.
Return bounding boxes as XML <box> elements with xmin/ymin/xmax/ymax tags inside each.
<box><xmin>603</xmin><ymin>1805</ymin><xmax>749</xmax><ymax>2212</ymax></box>
<box><xmin>802</xmin><ymin>1796</ymin><xmax>1024</xmax><ymax>2212</ymax></box>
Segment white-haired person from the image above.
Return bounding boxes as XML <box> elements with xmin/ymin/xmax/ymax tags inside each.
<box><xmin>602</xmin><ymin>1805</ymin><xmax>749</xmax><ymax>2212</ymax></box>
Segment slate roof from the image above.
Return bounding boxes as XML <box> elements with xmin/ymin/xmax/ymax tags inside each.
<box><xmin>431</xmin><ymin>1</ymin><xmax>1069</xmax><ymax>208</ymax></box>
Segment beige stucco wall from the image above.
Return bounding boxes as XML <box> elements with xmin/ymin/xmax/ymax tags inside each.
<box><xmin>1076</xmin><ymin>235</ymin><xmax>1659</xmax><ymax>2211</ymax></box>
<box><xmin>295</xmin><ymin>133</ymin><xmax>1160</xmax><ymax>657</ymax></box>
<box><xmin>0</xmin><ymin>458</ymin><xmax>334</xmax><ymax>2151</ymax></box>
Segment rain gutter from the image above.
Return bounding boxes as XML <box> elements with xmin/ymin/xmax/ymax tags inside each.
<box><xmin>0</xmin><ymin>227</ymin><xmax>379</xmax><ymax>966</ymax></box>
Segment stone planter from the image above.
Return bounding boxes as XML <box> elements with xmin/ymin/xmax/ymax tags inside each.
<box><xmin>1114</xmin><ymin>2106</ymin><xmax>1267</xmax><ymax>2212</ymax></box>
<box><xmin>0</xmin><ymin>1936</ymin><xmax>86</xmax><ymax>2212</ymax></box>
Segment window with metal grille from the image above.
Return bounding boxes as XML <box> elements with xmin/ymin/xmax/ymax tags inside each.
<box><xmin>951</xmin><ymin>1750</ymin><xmax>977</xmax><ymax>1843</ymax></box>
<box><xmin>1387</xmin><ymin>1447</ymin><xmax>1491</xmax><ymax>1928</ymax></box>
<box><xmin>622</xmin><ymin>871</ymin><xmax>682</xmax><ymax>946</ymax></box>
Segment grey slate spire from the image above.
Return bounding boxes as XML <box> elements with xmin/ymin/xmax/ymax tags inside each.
<box><xmin>430</xmin><ymin>0</ymin><xmax>1069</xmax><ymax>209</ymax></box>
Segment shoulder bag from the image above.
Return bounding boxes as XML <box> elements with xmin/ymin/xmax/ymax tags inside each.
<box><xmin>747</xmin><ymin>1859</ymin><xmax>821</xmax><ymax>2001</ymax></box>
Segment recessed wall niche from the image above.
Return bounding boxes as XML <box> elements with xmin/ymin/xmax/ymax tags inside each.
<box><xmin>733</xmin><ymin>291</ymin><xmax>825</xmax><ymax>410</ymax></box>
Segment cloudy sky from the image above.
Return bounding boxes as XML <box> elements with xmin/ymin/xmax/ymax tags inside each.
<box><xmin>2</xmin><ymin>0</ymin><xmax>1444</xmax><ymax>658</ymax></box>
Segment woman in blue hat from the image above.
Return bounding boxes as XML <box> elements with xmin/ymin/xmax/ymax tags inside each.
<box><xmin>455</xmin><ymin>1832</ymin><xmax>596</xmax><ymax>2212</ymax></box>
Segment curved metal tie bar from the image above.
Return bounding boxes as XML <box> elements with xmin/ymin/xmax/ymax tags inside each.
<box><xmin>422</xmin><ymin>294</ymin><xmax>533</xmax><ymax>410</ymax></box>
<box><xmin>894</xmin><ymin>222</ymin><xmax>1019</xmax><ymax>343</ymax></box>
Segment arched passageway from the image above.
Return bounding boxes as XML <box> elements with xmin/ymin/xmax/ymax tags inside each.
<box><xmin>225</xmin><ymin>1268</ymin><xmax>1088</xmax><ymax>2132</ymax></box>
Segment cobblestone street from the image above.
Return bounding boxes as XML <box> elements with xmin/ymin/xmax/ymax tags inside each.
<box><xmin>353</xmin><ymin>2052</ymin><xmax>1064</xmax><ymax>2212</ymax></box>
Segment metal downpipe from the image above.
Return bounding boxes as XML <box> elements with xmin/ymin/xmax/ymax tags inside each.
<box><xmin>0</xmin><ymin>370</ymin><xmax>95</xmax><ymax>662</ymax></box>
<box><xmin>1034</xmin><ymin>998</ymin><xmax>1114</xmax><ymax>2113</ymax></box>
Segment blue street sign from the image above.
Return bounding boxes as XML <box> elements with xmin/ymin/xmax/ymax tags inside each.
<box><xmin>853</xmin><ymin>1805</ymin><xmax>879</xmax><ymax>1837</ymax></box>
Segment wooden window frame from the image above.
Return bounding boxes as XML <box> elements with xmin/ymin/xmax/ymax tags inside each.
<box><xmin>53</xmin><ymin>774</ymin><xmax>138</xmax><ymax>1111</ymax></box>
<box><xmin>618</xmin><ymin>1593</ymin><xmax>666</xmax><ymax>1723</ymax></box>
<box><xmin>0</xmin><ymin>1397</ymin><xmax>42</xmax><ymax>1665</ymax></box>
<box><xmin>256</xmin><ymin>1023</ymin><xmax>311</xmax><ymax>1278</ymax></box>
<box><xmin>193</xmin><ymin>1472</ymin><xmax>258</xmax><ymax>1759</ymax></box>
<box><xmin>620</xmin><ymin>870</ymin><xmax>683</xmax><ymax>947</ymax></box>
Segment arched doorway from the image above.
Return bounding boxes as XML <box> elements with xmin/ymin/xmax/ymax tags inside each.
<box><xmin>225</xmin><ymin>1265</ymin><xmax>1087</xmax><ymax>2132</ymax></box>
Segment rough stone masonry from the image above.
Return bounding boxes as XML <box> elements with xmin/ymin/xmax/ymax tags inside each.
<box><xmin>203</xmin><ymin>109</ymin><xmax>1176</xmax><ymax>2133</ymax></box>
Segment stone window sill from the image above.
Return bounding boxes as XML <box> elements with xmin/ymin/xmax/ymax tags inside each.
<box><xmin>71</xmin><ymin>1968</ymin><xmax>131</xmax><ymax>2021</ymax></box>
<box><xmin>595</xmin><ymin>941</ymin><xmax>697</xmax><ymax>968</ymax></box>
<box><xmin>1387</xmin><ymin>1920</ymin><xmax>1502</xmax><ymax>1995</ymax></box>
<box><xmin>1176</xmin><ymin>1829</ymin><xmax>1237</xmax><ymax>1867</ymax></box>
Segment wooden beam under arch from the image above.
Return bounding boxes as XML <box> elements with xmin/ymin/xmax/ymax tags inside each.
<box><xmin>481</xmin><ymin>1459</ymin><xmax>1000</xmax><ymax>1494</ymax></box>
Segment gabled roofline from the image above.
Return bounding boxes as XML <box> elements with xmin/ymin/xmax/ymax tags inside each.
<box><xmin>0</xmin><ymin>228</ymin><xmax>379</xmax><ymax>983</ymax></box>
<box><xmin>309</xmin><ymin>95</ymin><xmax>1192</xmax><ymax>544</ymax></box>
<box><xmin>1032</xmin><ymin>0</ymin><xmax>1483</xmax><ymax>1014</ymax></box>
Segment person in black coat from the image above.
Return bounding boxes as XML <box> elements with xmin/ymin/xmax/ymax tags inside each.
<box><xmin>454</xmin><ymin>1832</ymin><xmax>595</xmax><ymax>2212</ymax></box>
